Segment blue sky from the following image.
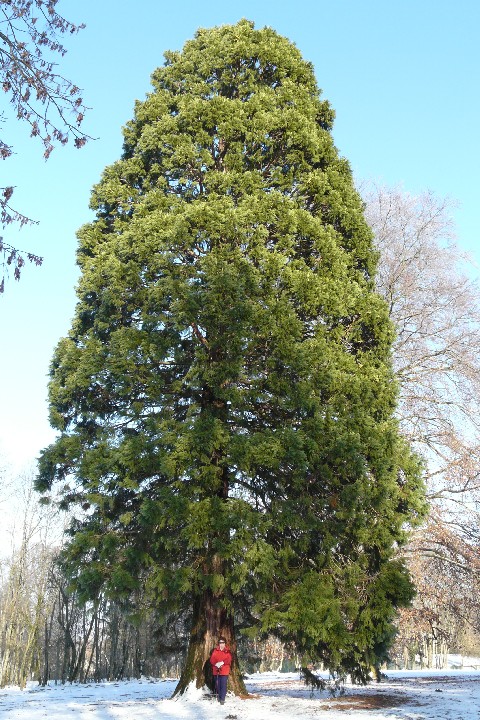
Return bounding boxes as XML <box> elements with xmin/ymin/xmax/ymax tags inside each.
<box><xmin>1</xmin><ymin>0</ymin><xmax>479</xmax><ymax>472</ymax></box>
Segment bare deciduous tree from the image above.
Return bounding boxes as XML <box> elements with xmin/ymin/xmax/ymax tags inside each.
<box><xmin>362</xmin><ymin>182</ymin><xmax>480</xmax><ymax>661</ymax></box>
<box><xmin>364</xmin><ymin>182</ymin><xmax>480</xmax><ymax>495</ymax></box>
<box><xmin>0</xmin><ymin>473</ymin><xmax>57</xmax><ymax>687</ymax></box>
<box><xmin>0</xmin><ymin>0</ymin><xmax>89</xmax><ymax>290</ymax></box>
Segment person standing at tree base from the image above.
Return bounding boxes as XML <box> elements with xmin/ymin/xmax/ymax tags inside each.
<box><xmin>210</xmin><ymin>637</ymin><xmax>232</xmax><ymax>704</ymax></box>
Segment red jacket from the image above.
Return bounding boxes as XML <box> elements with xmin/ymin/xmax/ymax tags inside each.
<box><xmin>210</xmin><ymin>645</ymin><xmax>232</xmax><ymax>676</ymax></box>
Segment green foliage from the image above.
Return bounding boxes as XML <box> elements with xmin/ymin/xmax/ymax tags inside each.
<box><xmin>36</xmin><ymin>19</ymin><xmax>425</xmax><ymax>681</ymax></box>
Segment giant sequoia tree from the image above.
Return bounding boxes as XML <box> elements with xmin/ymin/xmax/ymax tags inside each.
<box><xmin>37</xmin><ymin>21</ymin><xmax>425</xmax><ymax>694</ymax></box>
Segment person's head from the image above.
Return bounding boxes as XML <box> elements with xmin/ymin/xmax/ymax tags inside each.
<box><xmin>218</xmin><ymin>636</ymin><xmax>227</xmax><ymax>647</ymax></box>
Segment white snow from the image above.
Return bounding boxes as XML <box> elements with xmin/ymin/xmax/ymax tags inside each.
<box><xmin>1</xmin><ymin>668</ymin><xmax>480</xmax><ymax>719</ymax></box>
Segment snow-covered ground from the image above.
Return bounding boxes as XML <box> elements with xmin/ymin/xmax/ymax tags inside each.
<box><xmin>1</xmin><ymin>668</ymin><xmax>480</xmax><ymax>719</ymax></box>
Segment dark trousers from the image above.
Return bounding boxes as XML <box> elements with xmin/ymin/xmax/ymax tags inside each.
<box><xmin>216</xmin><ymin>674</ymin><xmax>228</xmax><ymax>701</ymax></box>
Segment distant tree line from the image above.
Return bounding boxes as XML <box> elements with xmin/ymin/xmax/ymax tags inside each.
<box><xmin>0</xmin><ymin>517</ymin><xmax>479</xmax><ymax>689</ymax></box>
<box><xmin>0</xmin><ymin>500</ymin><xmax>295</xmax><ymax>687</ymax></box>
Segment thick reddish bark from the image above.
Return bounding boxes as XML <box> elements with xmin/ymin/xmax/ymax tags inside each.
<box><xmin>173</xmin><ymin>588</ymin><xmax>247</xmax><ymax>697</ymax></box>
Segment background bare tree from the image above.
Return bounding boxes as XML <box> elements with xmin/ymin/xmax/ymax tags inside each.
<box><xmin>0</xmin><ymin>471</ymin><xmax>57</xmax><ymax>687</ymax></box>
<box><xmin>0</xmin><ymin>467</ymin><xmax>190</xmax><ymax>684</ymax></box>
<box><xmin>0</xmin><ymin>0</ymin><xmax>89</xmax><ymax>290</ymax></box>
<box><xmin>362</xmin><ymin>182</ymin><xmax>480</xmax><ymax>663</ymax></box>
<box><xmin>0</xmin><ymin>468</ymin><xmax>294</xmax><ymax>685</ymax></box>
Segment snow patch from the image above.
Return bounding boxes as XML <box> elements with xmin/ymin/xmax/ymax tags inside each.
<box><xmin>174</xmin><ymin>681</ymin><xmax>210</xmax><ymax>702</ymax></box>
<box><xmin>0</xmin><ymin>670</ymin><xmax>480</xmax><ymax>719</ymax></box>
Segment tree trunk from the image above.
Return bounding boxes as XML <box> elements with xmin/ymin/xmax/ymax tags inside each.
<box><xmin>173</xmin><ymin>589</ymin><xmax>247</xmax><ymax>697</ymax></box>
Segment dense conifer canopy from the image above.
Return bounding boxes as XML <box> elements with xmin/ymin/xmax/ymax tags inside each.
<box><xmin>37</xmin><ymin>20</ymin><xmax>425</xmax><ymax>686</ymax></box>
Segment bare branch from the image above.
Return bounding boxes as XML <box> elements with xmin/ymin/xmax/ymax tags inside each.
<box><xmin>0</xmin><ymin>0</ymin><xmax>90</xmax><ymax>289</ymax></box>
